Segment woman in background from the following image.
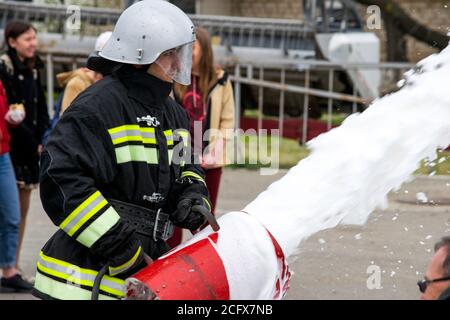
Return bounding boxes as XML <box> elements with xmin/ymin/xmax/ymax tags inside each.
<box><xmin>0</xmin><ymin>21</ymin><xmax>49</xmax><ymax>270</ymax></box>
<box><xmin>170</xmin><ymin>27</ymin><xmax>235</xmax><ymax>247</ymax></box>
<box><xmin>0</xmin><ymin>77</ymin><xmax>33</xmax><ymax>292</ymax></box>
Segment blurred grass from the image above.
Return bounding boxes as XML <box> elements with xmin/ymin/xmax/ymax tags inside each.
<box><xmin>319</xmin><ymin>113</ymin><xmax>349</xmax><ymax>127</ymax></box>
<box><xmin>244</xmin><ymin>109</ymin><xmax>350</xmax><ymax>127</ymax></box>
<box><xmin>228</xmin><ymin>134</ymin><xmax>450</xmax><ymax>175</ymax></box>
<box><xmin>415</xmin><ymin>151</ymin><xmax>450</xmax><ymax>175</ymax></box>
<box><xmin>228</xmin><ymin>134</ymin><xmax>309</xmax><ymax>170</ymax></box>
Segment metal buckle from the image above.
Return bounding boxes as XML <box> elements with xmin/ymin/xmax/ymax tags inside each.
<box><xmin>153</xmin><ymin>208</ymin><xmax>162</xmax><ymax>242</ymax></box>
<box><xmin>162</xmin><ymin>222</ymin><xmax>174</xmax><ymax>241</ymax></box>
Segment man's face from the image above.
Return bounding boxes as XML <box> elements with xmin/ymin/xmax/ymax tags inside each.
<box><xmin>421</xmin><ymin>246</ymin><xmax>450</xmax><ymax>300</ymax></box>
<box><xmin>155</xmin><ymin>48</ymin><xmax>181</xmax><ymax>80</ymax></box>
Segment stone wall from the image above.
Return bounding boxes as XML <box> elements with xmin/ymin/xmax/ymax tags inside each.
<box><xmin>229</xmin><ymin>0</ymin><xmax>303</xmax><ymax>19</ymax></box>
<box><xmin>357</xmin><ymin>0</ymin><xmax>449</xmax><ymax>62</ymax></box>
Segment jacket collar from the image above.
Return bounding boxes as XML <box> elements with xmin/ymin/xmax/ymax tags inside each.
<box><xmin>7</xmin><ymin>48</ymin><xmax>43</xmax><ymax>72</ymax></box>
<box><xmin>116</xmin><ymin>65</ymin><xmax>172</xmax><ymax>107</ymax></box>
<box><xmin>207</xmin><ymin>70</ymin><xmax>228</xmax><ymax>95</ymax></box>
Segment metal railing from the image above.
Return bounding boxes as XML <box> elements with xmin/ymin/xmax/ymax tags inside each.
<box><xmin>37</xmin><ymin>46</ymin><xmax>413</xmax><ymax>145</ymax></box>
<box><xmin>0</xmin><ymin>1</ymin><xmax>362</xmax><ymax>50</ymax></box>
<box><xmin>0</xmin><ymin>1</ymin><xmax>120</xmax><ymax>29</ymax></box>
<box><xmin>39</xmin><ymin>50</ymin><xmax>89</xmax><ymax>114</ymax></box>
<box><xmin>231</xmin><ymin>60</ymin><xmax>414</xmax><ymax>144</ymax></box>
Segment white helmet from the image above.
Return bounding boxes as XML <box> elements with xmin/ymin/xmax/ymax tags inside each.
<box><xmin>97</xmin><ymin>0</ymin><xmax>195</xmax><ymax>85</ymax></box>
<box><xmin>94</xmin><ymin>31</ymin><xmax>112</xmax><ymax>51</ymax></box>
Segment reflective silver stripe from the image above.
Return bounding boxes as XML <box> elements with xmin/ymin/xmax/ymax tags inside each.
<box><xmin>61</xmin><ymin>194</ymin><xmax>105</xmax><ymax>235</ymax></box>
<box><xmin>37</xmin><ymin>255</ymin><xmax>124</xmax><ymax>294</ymax></box>
<box><xmin>34</xmin><ymin>272</ymin><xmax>118</xmax><ymax>300</ymax></box>
<box><xmin>110</xmin><ymin>130</ymin><xmax>155</xmax><ymax>141</ymax></box>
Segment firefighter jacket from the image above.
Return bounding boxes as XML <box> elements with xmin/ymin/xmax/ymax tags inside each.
<box><xmin>33</xmin><ymin>65</ymin><xmax>211</xmax><ymax>300</ymax></box>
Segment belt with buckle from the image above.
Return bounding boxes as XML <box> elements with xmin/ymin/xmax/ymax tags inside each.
<box><xmin>109</xmin><ymin>199</ymin><xmax>174</xmax><ymax>241</ymax></box>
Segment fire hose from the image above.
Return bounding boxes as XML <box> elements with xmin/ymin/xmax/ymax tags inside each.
<box><xmin>124</xmin><ymin>211</ymin><xmax>290</xmax><ymax>300</ymax></box>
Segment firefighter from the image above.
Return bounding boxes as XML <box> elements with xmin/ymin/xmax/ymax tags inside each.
<box><xmin>32</xmin><ymin>0</ymin><xmax>211</xmax><ymax>300</ymax></box>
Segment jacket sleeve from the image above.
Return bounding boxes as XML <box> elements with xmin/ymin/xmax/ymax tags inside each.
<box><xmin>40</xmin><ymin>107</ymin><xmax>143</xmax><ymax>276</ymax></box>
<box><xmin>36</xmin><ymin>72</ymin><xmax>50</xmax><ymax>143</ymax></box>
<box><xmin>0</xmin><ymin>61</ymin><xmax>15</xmax><ymax>105</ymax></box>
<box><xmin>205</xmin><ymin>76</ymin><xmax>236</xmax><ymax>167</ymax></box>
<box><xmin>172</xmin><ymin>108</ymin><xmax>211</xmax><ymax>211</ymax></box>
<box><xmin>218</xmin><ymin>77</ymin><xmax>235</xmax><ymax>136</ymax></box>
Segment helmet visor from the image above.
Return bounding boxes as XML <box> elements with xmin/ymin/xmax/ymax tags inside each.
<box><xmin>155</xmin><ymin>42</ymin><xmax>193</xmax><ymax>86</ymax></box>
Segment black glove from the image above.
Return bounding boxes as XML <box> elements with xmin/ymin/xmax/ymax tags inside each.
<box><xmin>172</xmin><ymin>194</ymin><xmax>209</xmax><ymax>231</ymax></box>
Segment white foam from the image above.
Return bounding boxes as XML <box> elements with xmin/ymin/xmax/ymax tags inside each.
<box><xmin>244</xmin><ymin>46</ymin><xmax>450</xmax><ymax>258</ymax></box>
<box><xmin>158</xmin><ymin>46</ymin><xmax>450</xmax><ymax>299</ymax></box>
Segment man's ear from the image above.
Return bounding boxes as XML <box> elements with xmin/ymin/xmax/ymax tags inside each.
<box><xmin>438</xmin><ymin>286</ymin><xmax>450</xmax><ymax>300</ymax></box>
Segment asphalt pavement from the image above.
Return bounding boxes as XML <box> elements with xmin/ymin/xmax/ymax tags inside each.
<box><xmin>1</xmin><ymin>168</ymin><xmax>449</xmax><ymax>300</ymax></box>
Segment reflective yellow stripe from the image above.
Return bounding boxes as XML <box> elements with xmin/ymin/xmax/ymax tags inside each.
<box><xmin>108</xmin><ymin>125</ymin><xmax>142</xmax><ymax>135</ymax></box>
<box><xmin>60</xmin><ymin>191</ymin><xmax>100</xmax><ymax>231</ymax></box>
<box><xmin>164</xmin><ymin>129</ymin><xmax>174</xmax><ymax>146</ymax></box>
<box><xmin>39</xmin><ymin>251</ymin><xmax>95</xmax><ymax>276</ymax></box>
<box><xmin>112</xmin><ymin>135</ymin><xmax>157</xmax><ymax>145</ymax></box>
<box><xmin>37</xmin><ymin>251</ymin><xmax>125</xmax><ymax>297</ymax></box>
<box><xmin>76</xmin><ymin>207</ymin><xmax>120</xmax><ymax>248</ymax></box>
<box><xmin>109</xmin><ymin>246</ymin><xmax>142</xmax><ymax>276</ymax></box>
<box><xmin>177</xmin><ymin>129</ymin><xmax>189</xmax><ymax>147</ymax></box>
<box><xmin>109</xmin><ymin>126</ymin><xmax>157</xmax><ymax>145</ymax></box>
<box><xmin>109</xmin><ymin>125</ymin><xmax>179</xmax><ymax>165</ymax></box>
<box><xmin>114</xmin><ymin>145</ymin><xmax>158</xmax><ymax>164</ymax></box>
<box><xmin>34</xmin><ymin>272</ymin><xmax>119</xmax><ymax>300</ymax></box>
<box><xmin>202</xmin><ymin>197</ymin><xmax>212</xmax><ymax>212</ymax></box>
<box><xmin>60</xmin><ymin>191</ymin><xmax>108</xmax><ymax>236</ymax></box>
<box><xmin>69</xmin><ymin>199</ymin><xmax>108</xmax><ymax>237</ymax></box>
<box><xmin>38</xmin><ymin>251</ymin><xmax>125</xmax><ymax>288</ymax></box>
<box><xmin>181</xmin><ymin>171</ymin><xmax>206</xmax><ymax>185</ymax></box>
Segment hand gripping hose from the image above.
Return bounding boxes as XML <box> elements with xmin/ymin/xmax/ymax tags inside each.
<box><xmin>191</xmin><ymin>205</ymin><xmax>220</xmax><ymax>232</ymax></box>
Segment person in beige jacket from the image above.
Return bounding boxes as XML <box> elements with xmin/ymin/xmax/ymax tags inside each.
<box><xmin>171</xmin><ymin>27</ymin><xmax>235</xmax><ymax>246</ymax></box>
<box><xmin>56</xmin><ymin>32</ymin><xmax>112</xmax><ymax>115</ymax></box>
<box><xmin>56</xmin><ymin>68</ymin><xmax>100</xmax><ymax>115</ymax></box>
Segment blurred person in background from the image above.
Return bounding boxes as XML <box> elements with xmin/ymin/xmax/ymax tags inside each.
<box><xmin>56</xmin><ymin>31</ymin><xmax>112</xmax><ymax>116</ymax></box>
<box><xmin>42</xmin><ymin>32</ymin><xmax>112</xmax><ymax>146</ymax></box>
<box><xmin>0</xmin><ymin>21</ymin><xmax>50</xmax><ymax>272</ymax></box>
<box><xmin>0</xmin><ymin>77</ymin><xmax>33</xmax><ymax>292</ymax></box>
<box><xmin>419</xmin><ymin>236</ymin><xmax>450</xmax><ymax>300</ymax></box>
<box><xmin>171</xmin><ymin>27</ymin><xmax>235</xmax><ymax>247</ymax></box>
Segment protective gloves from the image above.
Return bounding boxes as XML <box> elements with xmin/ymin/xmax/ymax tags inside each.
<box><xmin>171</xmin><ymin>193</ymin><xmax>210</xmax><ymax>232</ymax></box>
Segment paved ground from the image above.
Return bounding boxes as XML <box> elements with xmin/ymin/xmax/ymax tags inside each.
<box><xmin>1</xmin><ymin>168</ymin><xmax>449</xmax><ymax>300</ymax></box>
